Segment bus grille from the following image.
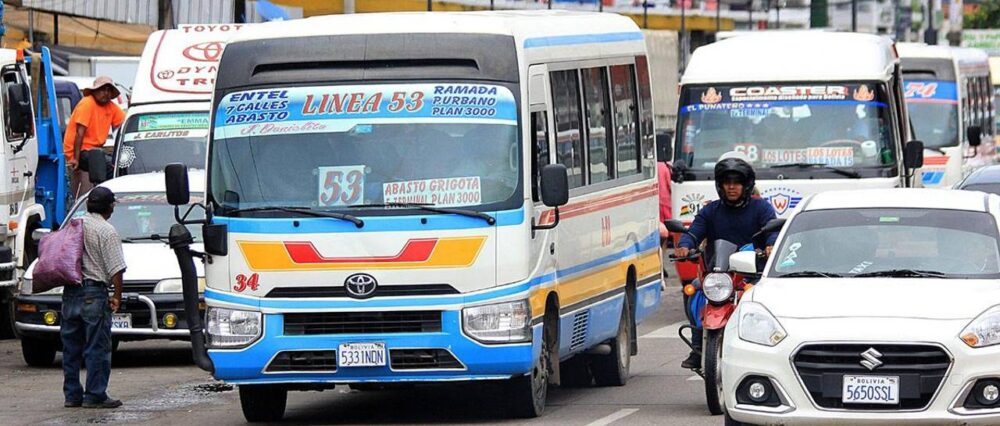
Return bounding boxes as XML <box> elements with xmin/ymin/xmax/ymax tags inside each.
<box><xmin>792</xmin><ymin>343</ymin><xmax>950</xmax><ymax>410</ymax></box>
<box><xmin>283</xmin><ymin>311</ymin><xmax>443</xmax><ymax>335</ymax></box>
<box><xmin>266</xmin><ymin>284</ymin><xmax>458</xmax><ymax>298</ymax></box>
<box><xmin>265</xmin><ymin>350</ymin><xmax>337</xmax><ymax>373</ymax></box>
<box><xmin>390</xmin><ymin>349</ymin><xmax>464</xmax><ymax>370</ymax></box>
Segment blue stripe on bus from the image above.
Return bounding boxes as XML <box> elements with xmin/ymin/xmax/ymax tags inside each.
<box><xmin>215</xmin><ymin>208</ymin><xmax>525</xmax><ymax>234</ymax></box>
<box><xmin>523</xmin><ymin>32</ymin><xmax>644</xmax><ymax>49</ymax></box>
<box><xmin>205</xmin><ymin>232</ymin><xmax>660</xmax><ymax>310</ymax></box>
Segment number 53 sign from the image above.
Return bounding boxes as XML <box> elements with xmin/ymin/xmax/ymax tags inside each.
<box><xmin>318</xmin><ymin>165</ymin><xmax>366</xmax><ymax>207</ymax></box>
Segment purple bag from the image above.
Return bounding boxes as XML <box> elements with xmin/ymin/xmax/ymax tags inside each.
<box><xmin>31</xmin><ymin>218</ymin><xmax>84</xmax><ymax>294</ymax></box>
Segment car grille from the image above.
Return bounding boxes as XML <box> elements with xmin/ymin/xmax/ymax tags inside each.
<box><xmin>793</xmin><ymin>343</ymin><xmax>951</xmax><ymax>410</ymax></box>
<box><xmin>266</xmin><ymin>284</ymin><xmax>459</xmax><ymax>298</ymax></box>
<box><xmin>122</xmin><ymin>280</ymin><xmax>157</xmax><ymax>293</ymax></box>
<box><xmin>390</xmin><ymin>349</ymin><xmax>463</xmax><ymax>370</ymax></box>
<box><xmin>265</xmin><ymin>351</ymin><xmax>337</xmax><ymax>373</ymax></box>
<box><xmin>283</xmin><ymin>311</ymin><xmax>443</xmax><ymax>335</ymax></box>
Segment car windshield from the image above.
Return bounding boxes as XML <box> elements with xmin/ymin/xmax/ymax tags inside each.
<box><xmin>70</xmin><ymin>192</ymin><xmax>204</xmax><ymax>242</ymax></box>
<box><xmin>961</xmin><ymin>183</ymin><xmax>1000</xmax><ymax>195</ymax></box>
<box><xmin>117</xmin><ymin>112</ymin><xmax>209</xmax><ymax>175</ymax></box>
<box><xmin>771</xmin><ymin>208</ymin><xmax>1000</xmax><ymax>278</ymax></box>
<box><xmin>675</xmin><ymin>83</ymin><xmax>896</xmax><ymax>173</ymax></box>
<box><xmin>904</xmin><ymin>80</ymin><xmax>959</xmax><ymax>149</ymax></box>
<box><xmin>209</xmin><ymin>83</ymin><xmax>520</xmax><ymax>215</ymax></box>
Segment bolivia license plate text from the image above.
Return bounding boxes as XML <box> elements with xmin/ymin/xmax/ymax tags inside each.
<box><xmin>111</xmin><ymin>313</ymin><xmax>132</xmax><ymax>329</ymax></box>
<box><xmin>842</xmin><ymin>375</ymin><xmax>899</xmax><ymax>405</ymax></box>
<box><xmin>338</xmin><ymin>342</ymin><xmax>386</xmax><ymax>367</ymax></box>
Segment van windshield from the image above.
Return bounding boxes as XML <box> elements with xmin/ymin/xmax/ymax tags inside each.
<box><xmin>903</xmin><ymin>80</ymin><xmax>959</xmax><ymax>149</ymax></box>
<box><xmin>675</xmin><ymin>83</ymin><xmax>897</xmax><ymax>175</ymax></box>
<box><xmin>209</xmin><ymin>83</ymin><xmax>521</xmax><ymax>215</ymax></box>
<box><xmin>118</xmin><ymin>112</ymin><xmax>209</xmax><ymax>175</ymax></box>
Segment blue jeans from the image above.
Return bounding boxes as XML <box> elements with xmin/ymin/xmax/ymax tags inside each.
<box><xmin>61</xmin><ymin>284</ymin><xmax>112</xmax><ymax>404</ymax></box>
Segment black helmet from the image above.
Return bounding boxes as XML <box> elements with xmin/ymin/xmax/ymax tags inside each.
<box><xmin>714</xmin><ymin>157</ymin><xmax>755</xmax><ymax>208</ymax></box>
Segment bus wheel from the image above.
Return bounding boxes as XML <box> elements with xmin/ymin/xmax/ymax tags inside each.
<box><xmin>592</xmin><ymin>299</ymin><xmax>631</xmax><ymax>386</ymax></box>
<box><xmin>558</xmin><ymin>356</ymin><xmax>593</xmax><ymax>387</ymax></box>
<box><xmin>239</xmin><ymin>384</ymin><xmax>287</xmax><ymax>422</ymax></box>
<box><xmin>507</xmin><ymin>316</ymin><xmax>553</xmax><ymax>418</ymax></box>
<box><xmin>21</xmin><ymin>337</ymin><xmax>56</xmax><ymax>367</ymax></box>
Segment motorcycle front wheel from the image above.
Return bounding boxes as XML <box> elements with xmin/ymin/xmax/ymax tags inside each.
<box><xmin>703</xmin><ymin>329</ymin><xmax>725</xmax><ymax>415</ymax></box>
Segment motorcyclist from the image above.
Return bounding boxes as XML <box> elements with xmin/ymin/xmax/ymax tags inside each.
<box><xmin>674</xmin><ymin>152</ymin><xmax>778</xmax><ymax>369</ymax></box>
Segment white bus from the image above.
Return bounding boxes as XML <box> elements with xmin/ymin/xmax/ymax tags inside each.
<box><xmin>899</xmin><ymin>43</ymin><xmax>996</xmax><ymax>187</ymax></box>
<box><xmin>164</xmin><ymin>11</ymin><xmax>662</xmax><ymax>421</ymax></box>
<box><xmin>672</xmin><ymin>32</ymin><xmax>924</xmax><ymax>222</ymax></box>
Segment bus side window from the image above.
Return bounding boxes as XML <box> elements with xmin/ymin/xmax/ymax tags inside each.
<box><xmin>551</xmin><ymin>70</ymin><xmax>585</xmax><ymax>189</ymax></box>
<box><xmin>582</xmin><ymin>67</ymin><xmax>613</xmax><ymax>184</ymax></box>
<box><xmin>635</xmin><ymin>56</ymin><xmax>655</xmax><ymax>178</ymax></box>
<box><xmin>531</xmin><ymin>111</ymin><xmax>550</xmax><ymax>202</ymax></box>
<box><xmin>610</xmin><ymin>64</ymin><xmax>639</xmax><ymax>177</ymax></box>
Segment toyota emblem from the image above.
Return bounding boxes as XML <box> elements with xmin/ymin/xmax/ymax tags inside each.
<box><xmin>344</xmin><ymin>273</ymin><xmax>378</xmax><ymax>299</ymax></box>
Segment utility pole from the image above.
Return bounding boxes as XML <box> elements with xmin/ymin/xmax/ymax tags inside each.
<box><xmin>428</xmin><ymin>0</ymin><xmax>432</xmax><ymax>11</ymax></box>
<box><xmin>776</xmin><ymin>0</ymin><xmax>781</xmax><ymax>27</ymax></box>
<box><xmin>748</xmin><ymin>0</ymin><xmax>753</xmax><ymax>30</ymax></box>
<box><xmin>235</xmin><ymin>0</ymin><xmax>246</xmax><ymax>23</ymax></box>
<box><xmin>345</xmin><ymin>0</ymin><xmax>355</xmax><ymax>14</ymax></box>
<box><xmin>643</xmin><ymin>1</ymin><xmax>650</xmax><ymax>28</ymax></box>
<box><xmin>716</xmin><ymin>0</ymin><xmax>722</xmax><ymax>33</ymax></box>
<box><xmin>157</xmin><ymin>0</ymin><xmax>173</xmax><ymax>30</ymax></box>
<box><xmin>851</xmin><ymin>0</ymin><xmax>857</xmax><ymax>31</ymax></box>
<box><xmin>53</xmin><ymin>13</ymin><xmax>59</xmax><ymax>45</ymax></box>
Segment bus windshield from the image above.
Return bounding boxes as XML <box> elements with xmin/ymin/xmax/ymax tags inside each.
<box><xmin>904</xmin><ymin>80</ymin><xmax>959</xmax><ymax>149</ymax></box>
<box><xmin>209</xmin><ymin>83</ymin><xmax>521</xmax><ymax>215</ymax></box>
<box><xmin>118</xmin><ymin>112</ymin><xmax>209</xmax><ymax>175</ymax></box>
<box><xmin>675</xmin><ymin>83</ymin><xmax>897</xmax><ymax>173</ymax></box>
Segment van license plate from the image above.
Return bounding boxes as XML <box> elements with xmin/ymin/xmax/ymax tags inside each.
<box><xmin>338</xmin><ymin>342</ymin><xmax>386</xmax><ymax>367</ymax></box>
<box><xmin>111</xmin><ymin>314</ymin><xmax>132</xmax><ymax>329</ymax></box>
<box><xmin>842</xmin><ymin>375</ymin><xmax>899</xmax><ymax>404</ymax></box>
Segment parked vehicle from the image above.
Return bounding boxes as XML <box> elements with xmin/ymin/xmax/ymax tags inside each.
<box><xmin>164</xmin><ymin>11</ymin><xmax>662</xmax><ymax>421</ymax></box>
<box><xmin>956</xmin><ymin>164</ymin><xmax>1000</xmax><ymax>195</ymax></box>
<box><xmin>722</xmin><ymin>188</ymin><xmax>1000</xmax><ymax>425</ymax></box>
<box><xmin>14</xmin><ymin>171</ymin><xmax>206</xmax><ymax>366</ymax></box>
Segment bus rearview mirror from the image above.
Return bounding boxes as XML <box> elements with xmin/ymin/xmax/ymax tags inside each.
<box><xmin>165</xmin><ymin>163</ymin><xmax>191</xmax><ymax>206</ymax></box>
<box><xmin>5</xmin><ymin>83</ymin><xmax>32</xmax><ymax>136</ymax></box>
<box><xmin>903</xmin><ymin>141</ymin><xmax>924</xmax><ymax>170</ymax></box>
<box><xmin>540</xmin><ymin>164</ymin><xmax>568</xmax><ymax>207</ymax></box>
<box><xmin>967</xmin><ymin>126</ymin><xmax>982</xmax><ymax>147</ymax></box>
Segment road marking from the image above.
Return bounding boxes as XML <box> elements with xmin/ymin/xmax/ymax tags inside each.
<box><xmin>639</xmin><ymin>321</ymin><xmax>685</xmax><ymax>339</ymax></box>
<box><xmin>586</xmin><ymin>408</ymin><xmax>640</xmax><ymax>426</ymax></box>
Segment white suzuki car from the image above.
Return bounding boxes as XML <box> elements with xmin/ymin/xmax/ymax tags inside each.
<box><xmin>721</xmin><ymin>189</ymin><xmax>1000</xmax><ymax>425</ymax></box>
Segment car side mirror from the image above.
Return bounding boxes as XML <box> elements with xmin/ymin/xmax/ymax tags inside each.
<box><xmin>967</xmin><ymin>125</ymin><xmax>983</xmax><ymax>147</ymax></box>
<box><xmin>31</xmin><ymin>228</ymin><xmax>51</xmax><ymax>242</ymax></box>
<box><xmin>664</xmin><ymin>219</ymin><xmax>688</xmax><ymax>233</ymax></box>
<box><xmin>540</xmin><ymin>164</ymin><xmax>569</xmax><ymax>207</ymax></box>
<box><xmin>165</xmin><ymin>163</ymin><xmax>190</xmax><ymax>206</ymax></box>
<box><xmin>202</xmin><ymin>223</ymin><xmax>228</xmax><ymax>256</ymax></box>
<box><xmin>729</xmin><ymin>251</ymin><xmax>758</xmax><ymax>275</ymax></box>
<box><xmin>5</xmin><ymin>82</ymin><xmax>32</xmax><ymax>136</ymax></box>
<box><xmin>903</xmin><ymin>140</ymin><xmax>924</xmax><ymax>169</ymax></box>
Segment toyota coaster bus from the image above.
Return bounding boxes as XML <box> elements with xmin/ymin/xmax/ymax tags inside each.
<box><xmin>165</xmin><ymin>11</ymin><xmax>663</xmax><ymax>421</ymax></box>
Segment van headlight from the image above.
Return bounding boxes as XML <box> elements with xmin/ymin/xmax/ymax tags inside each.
<box><xmin>703</xmin><ymin>272</ymin><xmax>734</xmax><ymax>303</ymax></box>
<box><xmin>738</xmin><ymin>302</ymin><xmax>787</xmax><ymax>346</ymax></box>
<box><xmin>961</xmin><ymin>305</ymin><xmax>1000</xmax><ymax>348</ymax></box>
<box><xmin>206</xmin><ymin>307</ymin><xmax>262</xmax><ymax>348</ymax></box>
<box><xmin>462</xmin><ymin>299</ymin><xmax>531</xmax><ymax>344</ymax></box>
<box><xmin>154</xmin><ymin>278</ymin><xmax>206</xmax><ymax>293</ymax></box>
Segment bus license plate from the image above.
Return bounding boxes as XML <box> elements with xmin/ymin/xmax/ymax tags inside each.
<box><xmin>842</xmin><ymin>375</ymin><xmax>899</xmax><ymax>405</ymax></box>
<box><xmin>338</xmin><ymin>342</ymin><xmax>386</xmax><ymax>368</ymax></box>
<box><xmin>111</xmin><ymin>313</ymin><xmax>132</xmax><ymax>329</ymax></box>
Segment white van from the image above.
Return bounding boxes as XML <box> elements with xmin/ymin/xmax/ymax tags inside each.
<box><xmin>113</xmin><ymin>24</ymin><xmax>246</xmax><ymax>177</ymax></box>
<box><xmin>672</xmin><ymin>32</ymin><xmax>924</xmax><ymax>220</ymax></box>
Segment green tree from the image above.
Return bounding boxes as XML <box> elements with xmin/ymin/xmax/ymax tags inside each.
<box><xmin>966</xmin><ymin>0</ymin><xmax>1000</xmax><ymax>29</ymax></box>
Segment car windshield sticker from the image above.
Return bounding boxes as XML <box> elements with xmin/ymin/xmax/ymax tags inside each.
<box><xmin>214</xmin><ymin>84</ymin><xmax>517</xmax><ymax>139</ymax></box>
<box><xmin>317</xmin><ymin>165</ymin><xmax>366</xmax><ymax>207</ymax></box>
<box><xmin>681</xmin><ymin>84</ymin><xmax>886</xmax><ymax>114</ymax></box>
<box><xmin>850</xmin><ymin>261</ymin><xmax>874</xmax><ymax>274</ymax></box>
<box><xmin>383</xmin><ymin>177</ymin><xmax>483</xmax><ymax>207</ymax></box>
<box><xmin>118</xmin><ymin>145</ymin><xmax>137</xmax><ymax>168</ymax></box>
<box><xmin>879</xmin><ymin>216</ymin><xmax>900</xmax><ymax>223</ymax></box>
<box><xmin>903</xmin><ymin>80</ymin><xmax>959</xmax><ymax>103</ymax></box>
<box><xmin>138</xmin><ymin>113</ymin><xmax>210</xmax><ymax>131</ymax></box>
<box><xmin>779</xmin><ymin>242</ymin><xmax>802</xmax><ymax>268</ymax></box>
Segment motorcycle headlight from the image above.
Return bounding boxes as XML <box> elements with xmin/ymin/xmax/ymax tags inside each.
<box><xmin>462</xmin><ymin>299</ymin><xmax>531</xmax><ymax>344</ymax></box>
<box><xmin>703</xmin><ymin>272</ymin><xmax>734</xmax><ymax>303</ymax></box>
<box><xmin>206</xmin><ymin>307</ymin><xmax>262</xmax><ymax>348</ymax></box>
<box><xmin>738</xmin><ymin>302</ymin><xmax>787</xmax><ymax>347</ymax></box>
<box><xmin>153</xmin><ymin>278</ymin><xmax>206</xmax><ymax>294</ymax></box>
<box><xmin>961</xmin><ymin>305</ymin><xmax>1000</xmax><ymax>348</ymax></box>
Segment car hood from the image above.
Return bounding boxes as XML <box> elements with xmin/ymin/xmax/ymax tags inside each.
<box><xmin>26</xmin><ymin>242</ymin><xmax>204</xmax><ymax>282</ymax></box>
<box><xmin>750</xmin><ymin>278</ymin><xmax>1000</xmax><ymax>320</ymax></box>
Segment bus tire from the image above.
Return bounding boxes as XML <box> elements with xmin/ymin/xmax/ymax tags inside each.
<box><xmin>507</xmin><ymin>313</ymin><xmax>553</xmax><ymax>418</ymax></box>
<box><xmin>592</xmin><ymin>299</ymin><xmax>631</xmax><ymax>387</ymax></box>
<box><xmin>239</xmin><ymin>384</ymin><xmax>287</xmax><ymax>422</ymax></box>
<box><xmin>558</xmin><ymin>356</ymin><xmax>593</xmax><ymax>387</ymax></box>
<box><xmin>704</xmin><ymin>329</ymin><xmax>726</xmax><ymax>416</ymax></box>
<box><xmin>21</xmin><ymin>337</ymin><xmax>56</xmax><ymax>367</ymax></box>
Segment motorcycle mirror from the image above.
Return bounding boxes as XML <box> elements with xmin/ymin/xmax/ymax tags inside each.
<box><xmin>664</xmin><ymin>219</ymin><xmax>688</xmax><ymax>234</ymax></box>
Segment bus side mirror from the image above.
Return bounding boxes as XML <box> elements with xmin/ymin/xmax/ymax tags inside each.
<box><xmin>967</xmin><ymin>125</ymin><xmax>983</xmax><ymax>147</ymax></box>
<box><xmin>165</xmin><ymin>163</ymin><xmax>191</xmax><ymax>206</ymax></box>
<box><xmin>904</xmin><ymin>140</ymin><xmax>924</xmax><ymax>169</ymax></box>
<box><xmin>5</xmin><ymin>83</ymin><xmax>32</xmax><ymax>136</ymax></box>
<box><xmin>203</xmin><ymin>223</ymin><xmax>228</xmax><ymax>256</ymax></box>
<box><xmin>540</xmin><ymin>164</ymin><xmax>568</xmax><ymax>207</ymax></box>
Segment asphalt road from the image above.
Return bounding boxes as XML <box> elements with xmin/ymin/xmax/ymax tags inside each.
<box><xmin>0</xmin><ymin>284</ymin><xmax>723</xmax><ymax>426</ymax></box>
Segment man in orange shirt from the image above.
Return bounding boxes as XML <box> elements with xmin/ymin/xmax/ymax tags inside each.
<box><xmin>63</xmin><ymin>76</ymin><xmax>125</xmax><ymax>197</ymax></box>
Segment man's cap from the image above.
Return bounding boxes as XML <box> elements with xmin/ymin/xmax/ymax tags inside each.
<box><xmin>83</xmin><ymin>76</ymin><xmax>121</xmax><ymax>98</ymax></box>
<box><xmin>87</xmin><ymin>187</ymin><xmax>116</xmax><ymax>210</ymax></box>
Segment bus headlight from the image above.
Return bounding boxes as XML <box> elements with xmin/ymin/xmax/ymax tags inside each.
<box><xmin>961</xmin><ymin>305</ymin><xmax>1000</xmax><ymax>348</ymax></box>
<box><xmin>206</xmin><ymin>307</ymin><xmax>262</xmax><ymax>348</ymax></box>
<box><xmin>462</xmin><ymin>299</ymin><xmax>531</xmax><ymax>344</ymax></box>
<box><xmin>703</xmin><ymin>273</ymin><xmax>734</xmax><ymax>303</ymax></box>
<box><xmin>738</xmin><ymin>302</ymin><xmax>787</xmax><ymax>347</ymax></box>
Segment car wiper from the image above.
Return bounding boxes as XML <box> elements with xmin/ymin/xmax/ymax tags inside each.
<box><xmin>770</xmin><ymin>162</ymin><xmax>862</xmax><ymax>179</ymax></box>
<box><xmin>853</xmin><ymin>269</ymin><xmax>947</xmax><ymax>278</ymax></box>
<box><xmin>226</xmin><ymin>206</ymin><xmax>364</xmax><ymax>228</ymax></box>
<box><xmin>777</xmin><ymin>270</ymin><xmax>843</xmax><ymax>278</ymax></box>
<box><xmin>122</xmin><ymin>234</ymin><xmax>164</xmax><ymax>243</ymax></box>
<box><xmin>349</xmin><ymin>202</ymin><xmax>496</xmax><ymax>225</ymax></box>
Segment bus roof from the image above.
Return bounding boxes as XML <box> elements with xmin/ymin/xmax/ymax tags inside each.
<box><xmin>896</xmin><ymin>42</ymin><xmax>953</xmax><ymax>60</ymax></box>
<box><xmin>131</xmin><ymin>24</ymin><xmax>248</xmax><ymax>106</ymax></box>
<box><xmin>682</xmin><ymin>31</ymin><xmax>897</xmax><ymax>85</ymax></box>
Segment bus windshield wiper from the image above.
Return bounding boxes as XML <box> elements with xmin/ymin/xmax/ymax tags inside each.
<box><xmin>770</xmin><ymin>162</ymin><xmax>862</xmax><ymax>178</ymax></box>
<box><xmin>122</xmin><ymin>234</ymin><xmax>164</xmax><ymax>243</ymax></box>
<box><xmin>854</xmin><ymin>269</ymin><xmax>947</xmax><ymax>278</ymax></box>
<box><xmin>777</xmin><ymin>270</ymin><xmax>843</xmax><ymax>278</ymax></box>
<box><xmin>226</xmin><ymin>206</ymin><xmax>364</xmax><ymax>228</ymax></box>
<box><xmin>349</xmin><ymin>202</ymin><xmax>496</xmax><ymax>225</ymax></box>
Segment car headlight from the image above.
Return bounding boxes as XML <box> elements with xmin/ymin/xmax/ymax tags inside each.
<box><xmin>153</xmin><ymin>278</ymin><xmax>206</xmax><ymax>293</ymax></box>
<box><xmin>462</xmin><ymin>299</ymin><xmax>531</xmax><ymax>344</ymax></box>
<box><xmin>961</xmin><ymin>305</ymin><xmax>1000</xmax><ymax>348</ymax></box>
<box><xmin>703</xmin><ymin>272</ymin><xmax>734</xmax><ymax>303</ymax></box>
<box><xmin>738</xmin><ymin>302</ymin><xmax>787</xmax><ymax>347</ymax></box>
<box><xmin>205</xmin><ymin>307</ymin><xmax>262</xmax><ymax>348</ymax></box>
